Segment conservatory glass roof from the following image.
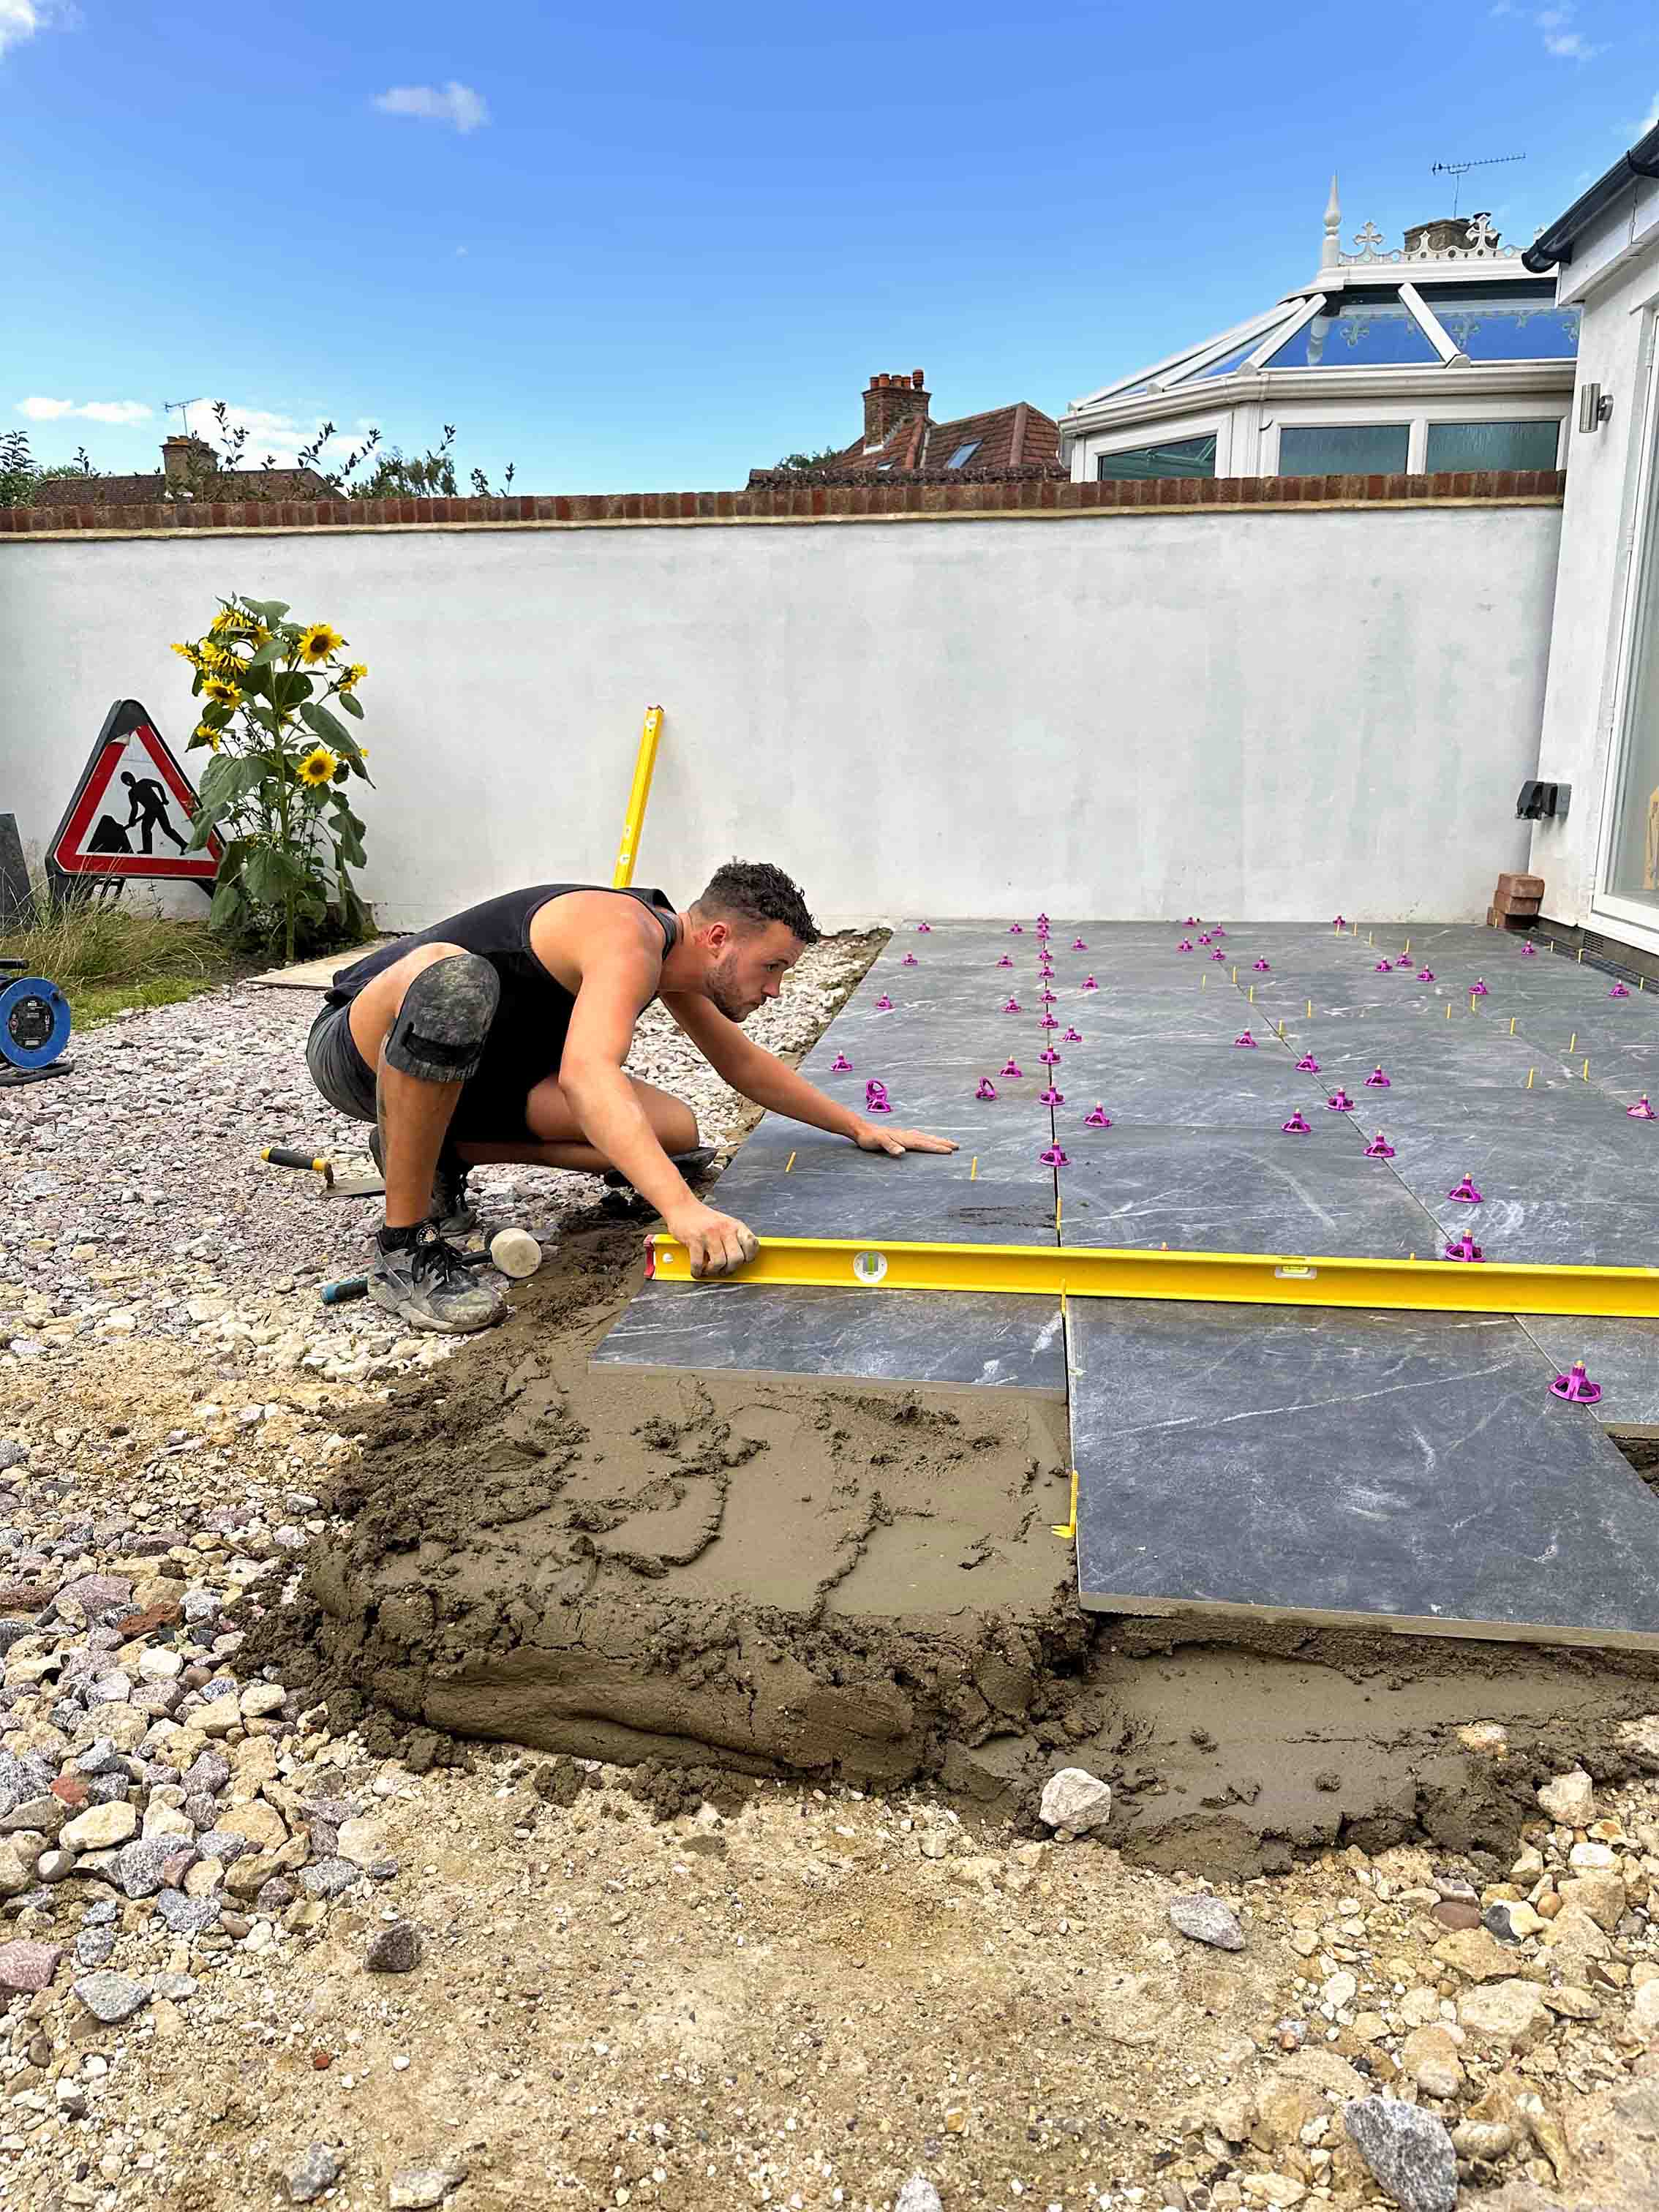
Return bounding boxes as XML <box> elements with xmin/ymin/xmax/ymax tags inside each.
<box><xmin>1066</xmin><ymin>194</ymin><xmax>1582</xmax><ymax>421</ymax></box>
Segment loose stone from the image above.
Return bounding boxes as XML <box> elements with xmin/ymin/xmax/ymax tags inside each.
<box><xmin>1167</xmin><ymin>1895</ymin><xmax>1244</xmax><ymax>1951</ymax></box>
<box><xmin>366</xmin><ymin>1919</ymin><xmax>423</xmax><ymax>1974</ymax></box>
<box><xmin>72</xmin><ymin>1970</ymin><xmax>150</xmax><ymax>2025</ymax></box>
<box><xmin>1036</xmin><ymin>1768</ymin><xmax>1113</xmax><ymax>1834</ymax></box>
<box><xmin>388</xmin><ymin>2164</ymin><xmax>467</xmax><ymax>2208</ymax></box>
<box><xmin>1342</xmin><ymin>2096</ymin><xmax>1456</xmax><ymax>2212</ymax></box>
<box><xmin>283</xmin><ymin>2143</ymin><xmax>344</xmax><ymax>2203</ymax></box>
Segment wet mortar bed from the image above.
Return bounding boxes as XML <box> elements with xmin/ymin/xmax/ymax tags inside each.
<box><xmin>252</xmin><ymin>1214</ymin><xmax>1659</xmax><ymax>1878</ymax></box>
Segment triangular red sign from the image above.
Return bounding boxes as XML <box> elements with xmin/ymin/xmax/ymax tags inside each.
<box><xmin>48</xmin><ymin>701</ymin><xmax>221</xmax><ymax>881</ymax></box>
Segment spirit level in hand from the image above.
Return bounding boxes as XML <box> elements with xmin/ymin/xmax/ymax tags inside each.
<box><xmin>644</xmin><ymin>1233</ymin><xmax>1659</xmax><ymax>1321</ymax></box>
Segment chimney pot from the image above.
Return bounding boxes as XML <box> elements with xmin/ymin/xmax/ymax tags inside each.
<box><xmin>861</xmin><ymin>366</ymin><xmax>930</xmax><ymax>447</ymax></box>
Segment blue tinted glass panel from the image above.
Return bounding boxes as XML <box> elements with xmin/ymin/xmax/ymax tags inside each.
<box><xmin>1424</xmin><ymin>419</ymin><xmax>1562</xmax><ymax>472</ymax></box>
<box><xmin>1417</xmin><ymin>286</ymin><xmax>1579</xmax><ymax>361</ymax></box>
<box><xmin>947</xmin><ymin>441</ymin><xmax>981</xmax><ymax>468</ymax></box>
<box><xmin>1096</xmin><ymin>436</ymin><xmax>1216</xmax><ymax>481</ymax></box>
<box><xmin>1268</xmin><ymin>293</ymin><xmax>1439</xmax><ymax>369</ymax></box>
<box><xmin>1181</xmin><ymin>334</ymin><xmax>1270</xmax><ymax>383</ymax></box>
<box><xmin>1276</xmin><ymin>424</ymin><xmax>1409</xmax><ymax>476</ymax></box>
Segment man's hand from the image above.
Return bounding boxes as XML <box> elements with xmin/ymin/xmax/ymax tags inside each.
<box><xmin>667</xmin><ymin>1199</ymin><xmax>760</xmax><ymax>1279</ymax></box>
<box><xmin>851</xmin><ymin>1122</ymin><xmax>960</xmax><ymax>1157</ymax></box>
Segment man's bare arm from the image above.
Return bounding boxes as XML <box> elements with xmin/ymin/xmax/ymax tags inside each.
<box><xmin>557</xmin><ymin>938</ymin><xmax>759</xmax><ymax>1275</ymax></box>
<box><xmin>661</xmin><ymin>995</ymin><xmax>958</xmax><ymax>1156</ymax></box>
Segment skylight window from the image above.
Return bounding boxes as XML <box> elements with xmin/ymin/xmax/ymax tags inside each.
<box><xmin>1416</xmin><ymin>285</ymin><xmax>1581</xmax><ymax>362</ymax></box>
<box><xmin>946</xmin><ymin>441</ymin><xmax>982</xmax><ymax>468</ymax></box>
<box><xmin>1268</xmin><ymin>291</ymin><xmax>1440</xmax><ymax>370</ymax></box>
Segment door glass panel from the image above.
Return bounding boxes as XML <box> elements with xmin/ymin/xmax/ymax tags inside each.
<box><xmin>1605</xmin><ymin>362</ymin><xmax>1659</xmax><ymax>908</ymax></box>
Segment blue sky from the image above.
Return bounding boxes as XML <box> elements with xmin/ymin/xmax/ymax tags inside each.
<box><xmin>5</xmin><ymin>0</ymin><xmax>1656</xmax><ymax>494</ymax></box>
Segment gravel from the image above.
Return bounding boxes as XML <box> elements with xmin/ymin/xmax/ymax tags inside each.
<box><xmin>0</xmin><ymin>933</ymin><xmax>878</xmax><ymax>1392</ymax></box>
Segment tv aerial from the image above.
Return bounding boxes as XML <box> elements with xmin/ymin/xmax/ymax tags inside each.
<box><xmin>1430</xmin><ymin>154</ymin><xmax>1525</xmax><ymax>218</ymax></box>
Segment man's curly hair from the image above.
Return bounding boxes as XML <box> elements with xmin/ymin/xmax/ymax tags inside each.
<box><xmin>693</xmin><ymin>860</ymin><xmax>820</xmax><ymax>946</ymax></box>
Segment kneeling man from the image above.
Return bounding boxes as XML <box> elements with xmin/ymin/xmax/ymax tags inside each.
<box><xmin>305</xmin><ymin>862</ymin><xmax>955</xmax><ymax>1330</ymax></box>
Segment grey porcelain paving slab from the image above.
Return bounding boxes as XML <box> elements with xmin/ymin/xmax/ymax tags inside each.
<box><xmin>710</xmin><ymin>1154</ymin><xmax>1056</xmax><ymax>1244</ymax></box>
<box><xmin>1039</xmin><ymin>1058</ymin><xmax>1328</xmax><ymax>1130</ymax></box>
<box><xmin>1415</xmin><ymin>1195</ymin><xmax>1659</xmax><ymax>1267</ymax></box>
<box><xmin>1380</xmin><ymin>1116</ymin><xmax>1659</xmax><ymax>1206</ymax></box>
<box><xmin>1356</xmin><ymin>1084</ymin><xmax>1631</xmax><ymax>1133</ymax></box>
<box><xmin>1069</xmin><ymin>1301</ymin><xmax>1659</xmax><ymax>1647</ymax></box>
<box><xmin>1053</xmin><ymin>1126</ymin><xmax>1439</xmax><ymax>1257</ymax></box>
<box><xmin>595</xmin><ymin>1280</ymin><xmax>1066</xmax><ymax>1394</ymax></box>
<box><xmin>1513</xmin><ymin>1317</ymin><xmax>1659</xmax><ymax>1426</ymax></box>
<box><xmin>1511</xmin><ymin>1014</ymin><xmax>1659</xmax><ymax>1060</ymax></box>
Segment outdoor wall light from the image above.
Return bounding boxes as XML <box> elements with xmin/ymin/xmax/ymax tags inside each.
<box><xmin>1577</xmin><ymin>383</ymin><xmax>1614</xmax><ymax>433</ymax></box>
<box><xmin>1516</xmin><ymin>779</ymin><xmax>1571</xmax><ymax>821</ymax></box>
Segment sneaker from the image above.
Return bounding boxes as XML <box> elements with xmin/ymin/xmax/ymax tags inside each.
<box><xmin>367</xmin><ymin>1225</ymin><xmax>504</xmax><ymax>1333</ymax></box>
<box><xmin>367</xmin><ymin>1128</ymin><xmax>478</xmax><ymax>1238</ymax></box>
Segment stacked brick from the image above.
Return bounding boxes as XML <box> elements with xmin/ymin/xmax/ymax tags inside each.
<box><xmin>1489</xmin><ymin>871</ymin><xmax>1545</xmax><ymax>928</ymax></box>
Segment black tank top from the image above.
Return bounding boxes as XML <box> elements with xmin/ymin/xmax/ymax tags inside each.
<box><xmin>326</xmin><ymin>883</ymin><xmax>679</xmax><ymax>1137</ymax></box>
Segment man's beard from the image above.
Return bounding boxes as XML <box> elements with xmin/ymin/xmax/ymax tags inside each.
<box><xmin>707</xmin><ymin>952</ymin><xmax>752</xmax><ymax>1023</ymax></box>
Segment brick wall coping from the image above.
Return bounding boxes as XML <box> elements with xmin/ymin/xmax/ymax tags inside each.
<box><xmin>0</xmin><ymin>469</ymin><xmax>1565</xmax><ymax>542</ymax></box>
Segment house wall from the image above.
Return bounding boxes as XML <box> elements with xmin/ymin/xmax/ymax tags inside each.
<box><xmin>1527</xmin><ymin>177</ymin><xmax>1659</xmax><ymax>938</ymax></box>
<box><xmin>1</xmin><ymin>486</ymin><xmax>1560</xmax><ymax>928</ymax></box>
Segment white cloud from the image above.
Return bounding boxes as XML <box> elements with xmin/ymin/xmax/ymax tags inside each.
<box><xmin>1534</xmin><ymin>7</ymin><xmax>1603</xmax><ymax>58</ymax></box>
<box><xmin>15</xmin><ymin>396</ymin><xmax>150</xmax><ymax>424</ymax></box>
<box><xmin>1635</xmin><ymin>91</ymin><xmax>1659</xmax><ymax>135</ymax></box>
<box><xmin>0</xmin><ymin>1</ymin><xmax>73</xmax><ymax>61</ymax></box>
<box><xmin>372</xmin><ymin>80</ymin><xmax>489</xmax><ymax>134</ymax></box>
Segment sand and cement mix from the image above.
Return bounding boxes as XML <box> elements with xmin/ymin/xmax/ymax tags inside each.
<box><xmin>249</xmin><ymin>1219</ymin><xmax>1659</xmax><ymax>1878</ymax></box>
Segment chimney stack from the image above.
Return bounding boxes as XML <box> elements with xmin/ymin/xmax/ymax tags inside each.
<box><xmin>161</xmin><ymin>434</ymin><xmax>213</xmax><ymax>487</ymax></box>
<box><xmin>862</xmin><ymin>368</ymin><xmax>930</xmax><ymax>447</ymax></box>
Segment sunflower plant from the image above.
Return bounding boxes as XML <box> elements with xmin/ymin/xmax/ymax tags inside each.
<box><xmin>175</xmin><ymin>594</ymin><xmax>374</xmax><ymax>964</ymax></box>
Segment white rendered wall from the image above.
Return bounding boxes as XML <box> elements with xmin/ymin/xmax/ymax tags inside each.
<box><xmin>0</xmin><ymin>505</ymin><xmax>1557</xmax><ymax>928</ymax></box>
<box><xmin>1527</xmin><ymin>179</ymin><xmax>1659</xmax><ymax>934</ymax></box>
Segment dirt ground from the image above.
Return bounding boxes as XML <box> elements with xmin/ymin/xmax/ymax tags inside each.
<box><xmin>4</xmin><ymin>1225</ymin><xmax>1659</xmax><ymax>2210</ymax></box>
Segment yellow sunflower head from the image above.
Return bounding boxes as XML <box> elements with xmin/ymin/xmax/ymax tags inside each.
<box><xmin>194</xmin><ymin>721</ymin><xmax>222</xmax><ymax>752</ymax></box>
<box><xmin>201</xmin><ymin>677</ymin><xmax>241</xmax><ymax>707</ymax></box>
<box><xmin>297</xmin><ymin>622</ymin><xmax>345</xmax><ymax>665</ymax></box>
<box><xmin>170</xmin><ymin>640</ymin><xmax>200</xmax><ymax>663</ymax></box>
<box><xmin>337</xmin><ymin>662</ymin><xmax>368</xmax><ymax>694</ymax></box>
<box><xmin>208</xmin><ymin>610</ymin><xmax>237</xmax><ymax>636</ymax></box>
<box><xmin>297</xmin><ymin>745</ymin><xmax>338</xmax><ymax>786</ymax></box>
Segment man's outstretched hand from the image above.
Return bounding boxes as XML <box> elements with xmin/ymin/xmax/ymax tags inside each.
<box><xmin>667</xmin><ymin>1200</ymin><xmax>760</xmax><ymax>1278</ymax></box>
<box><xmin>852</xmin><ymin>1122</ymin><xmax>960</xmax><ymax>1157</ymax></box>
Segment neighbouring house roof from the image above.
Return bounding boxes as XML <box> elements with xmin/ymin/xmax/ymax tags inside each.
<box><xmin>749</xmin><ymin>375</ymin><xmax>1064</xmax><ymax>487</ymax></box>
<box><xmin>816</xmin><ymin>399</ymin><xmax>1061</xmax><ymax>478</ymax></box>
<box><xmin>33</xmin><ymin>465</ymin><xmax>334</xmax><ymax>508</ymax></box>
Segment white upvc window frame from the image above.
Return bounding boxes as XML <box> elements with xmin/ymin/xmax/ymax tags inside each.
<box><xmin>1591</xmin><ymin>306</ymin><xmax>1659</xmax><ymax>953</ymax></box>
<box><xmin>1261</xmin><ymin>401</ymin><xmax>1568</xmax><ymax>475</ymax></box>
<box><xmin>1086</xmin><ymin>413</ymin><xmax>1232</xmax><ymax>481</ymax></box>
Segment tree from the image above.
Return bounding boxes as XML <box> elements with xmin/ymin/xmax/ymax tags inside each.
<box><xmin>181</xmin><ymin>404</ymin><xmax>516</xmax><ymax>500</ymax></box>
<box><xmin>775</xmin><ymin>445</ymin><xmax>844</xmax><ymax>470</ymax></box>
<box><xmin>0</xmin><ymin>432</ymin><xmax>100</xmax><ymax>505</ymax></box>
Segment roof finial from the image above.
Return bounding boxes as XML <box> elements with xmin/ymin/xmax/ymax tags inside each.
<box><xmin>1321</xmin><ymin>173</ymin><xmax>1341</xmax><ymax>269</ymax></box>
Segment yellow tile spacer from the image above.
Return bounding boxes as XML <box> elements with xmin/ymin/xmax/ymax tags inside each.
<box><xmin>785</xmin><ymin>1151</ymin><xmax>796</xmax><ymax>1173</ymax></box>
<box><xmin>1051</xmin><ymin>1466</ymin><xmax>1080</xmax><ymax>1542</ymax></box>
<box><xmin>970</xmin><ymin>1155</ymin><xmax>978</xmax><ymax>1181</ymax></box>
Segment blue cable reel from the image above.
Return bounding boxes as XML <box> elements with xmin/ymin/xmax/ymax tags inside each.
<box><xmin>0</xmin><ymin>961</ymin><xmax>72</xmax><ymax>1081</ymax></box>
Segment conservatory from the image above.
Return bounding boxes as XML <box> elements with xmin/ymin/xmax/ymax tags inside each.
<box><xmin>1058</xmin><ymin>185</ymin><xmax>1579</xmax><ymax>483</ymax></box>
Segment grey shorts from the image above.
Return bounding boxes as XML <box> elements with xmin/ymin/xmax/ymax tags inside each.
<box><xmin>306</xmin><ymin>1003</ymin><xmax>378</xmax><ymax>1123</ymax></box>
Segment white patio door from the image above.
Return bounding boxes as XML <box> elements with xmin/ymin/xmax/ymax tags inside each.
<box><xmin>1600</xmin><ymin>317</ymin><xmax>1659</xmax><ymax>926</ymax></box>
